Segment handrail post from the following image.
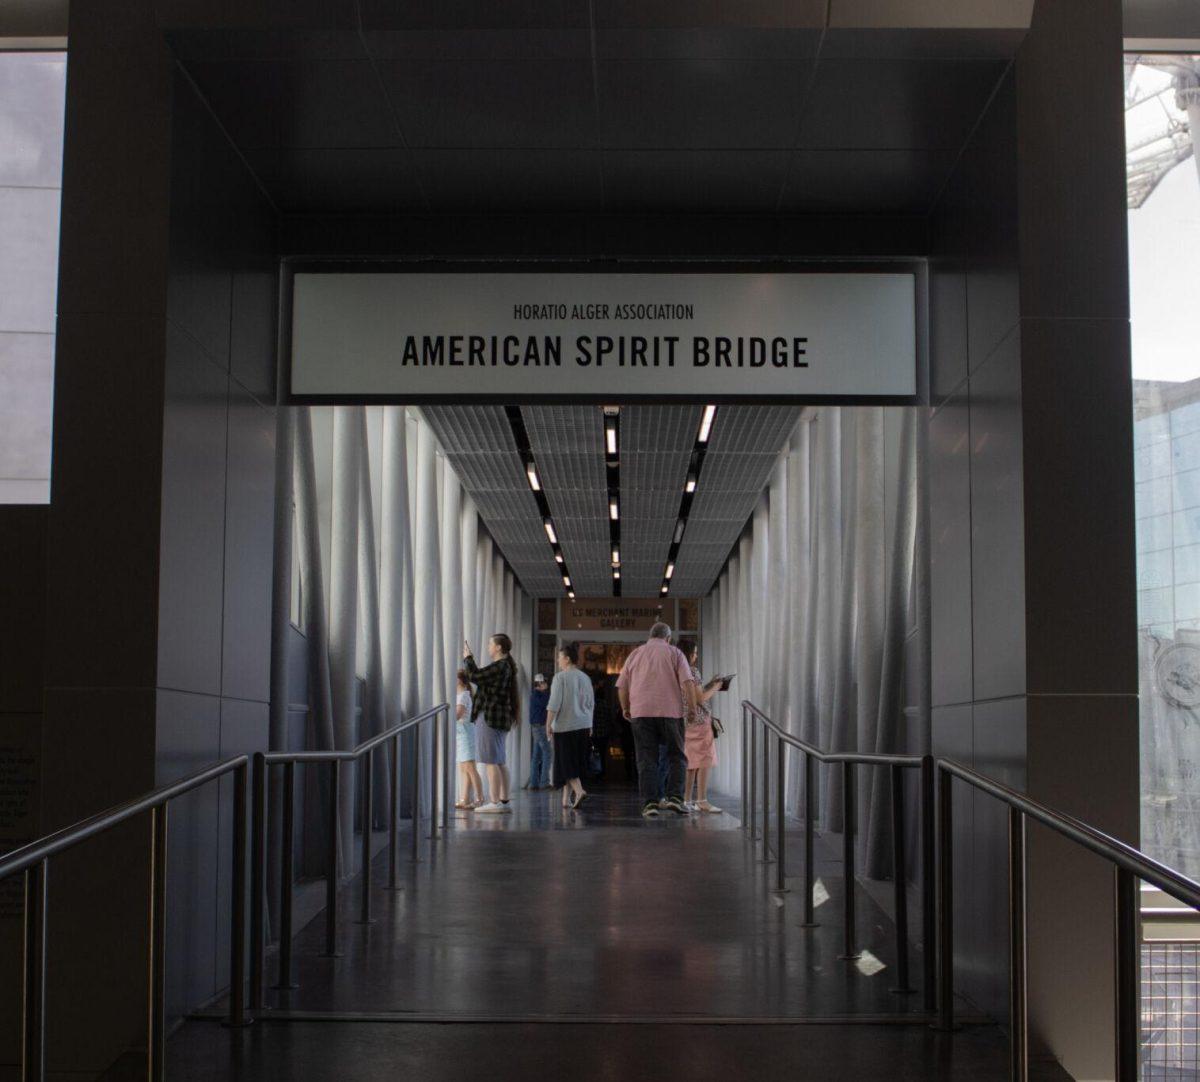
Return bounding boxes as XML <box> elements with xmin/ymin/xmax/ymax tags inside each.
<box><xmin>1114</xmin><ymin>867</ymin><xmax>1139</xmax><ymax>1082</ymax></box>
<box><xmin>775</xmin><ymin>734</ymin><xmax>787</xmax><ymax>892</ymax></box>
<box><xmin>921</xmin><ymin>754</ymin><xmax>937</xmax><ymax>1012</ymax></box>
<box><xmin>839</xmin><ymin>761</ymin><xmax>859</xmax><ymax>960</ymax></box>
<box><xmin>411</xmin><ymin>726</ymin><xmax>421</xmax><ymax>863</ymax></box>
<box><xmin>21</xmin><ymin>858</ymin><xmax>47</xmax><ymax>1082</ymax></box>
<box><xmin>802</xmin><ymin>752</ymin><xmax>817</xmax><ymax>926</ymax></box>
<box><xmin>250</xmin><ymin>752</ymin><xmax>266</xmax><ymax>1012</ymax></box>
<box><xmin>741</xmin><ymin>704</ymin><xmax>748</xmax><ymax>825</ymax></box>
<box><xmin>149</xmin><ymin>808</ymin><xmax>167</xmax><ymax>1080</ymax></box>
<box><xmin>275</xmin><ymin>761</ymin><xmax>297</xmax><ymax>988</ymax></box>
<box><xmin>890</xmin><ymin>763</ymin><xmax>913</xmax><ymax>994</ymax></box>
<box><xmin>388</xmin><ymin>734</ymin><xmax>400</xmax><ymax>889</ymax></box>
<box><xmin>761</xmin><ymin>724</ymin><xmax>771</xmax><ymax>863</ymax></box>
<box><xmin>228</xmin><ymin>760</ymin><xmax>249</xmax><ymax>1027</ymax></box>
<box><xmin>322</xmin><ymin>762</ymin><xmax>341</xmax><ymax>957</ymax></box>
<box><xmin>748</xmin><ymin>712</ymin><xmax>757</xmax><ymax>841</ymax></box>
<box><xmin>358</xmin><ymin>748</ymin><xmax>375</xmax><ymax>924</ymax></box>
<box><xmin>1009</xmin><ymin>808</ymin><xmax>1028</xmax><ymax>1082</ymax></box>
<box><xmin>936</xmin><ymin>765</ymin><xmax>955</xmax><ymax>1030</ymax></box>
<box><xmin>443</xmin><ymin>707</ymin><xmax>451</xmax><ymax>833</ymax></box>
<box><xmin>429</xmin><ymin>714</ymin><xmax>439</xmax><ymax>840</ymax></box>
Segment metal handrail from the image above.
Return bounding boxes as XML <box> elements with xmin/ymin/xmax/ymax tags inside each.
<box><xmin>249</xmin><ymin>703</ymin><xmax>452</xmax><ymax>1009</ymax></box>
<box><xmin>740</xmin><ymin>700</ymin><xmax>937</xmax><ymax>1011</ymax></box>
<box><xmin>0</xmin><ymin>755</ymin><xmax>252</xmax><ymax>1081</ymax></box>
<box><xmin>934</xmin><ymin>757</ymin><xmax>1200</xmax><ymax>1082</ymax></box>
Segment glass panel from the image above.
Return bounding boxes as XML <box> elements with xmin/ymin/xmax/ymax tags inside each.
<box><xmin>1128</xmin><ymin>53</ymin><xmax>1200</xmax><ymax>881</ymax></box>
<box><xmin>0</xmin><ymin>51</ymin><xmax>66</xmax><ymax>505</ymax></box>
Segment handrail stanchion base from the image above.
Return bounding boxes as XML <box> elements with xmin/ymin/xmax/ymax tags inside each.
<box><xmin>21</xmin><ymin>858</ymin><xmax>47</xmax><ymax>1082</ymax></box>
<box><xmin>1009</xmin><ymin>808</ymin><xmax>1028</xmax><ymax>1082</ymax></box>
<box><xmin>934</xmin><ymin>765</ymin><xmax>956</xmax><ymax>1031</ymax></box>
<box><xmin>357</xmin><ymin>748</ymin><xmax>376</xmax><ymax>925</ymax></box>
<box><xmin>889</xmin><ymin>762</ymin><xmax>914</xmax><ymax>994</ymax></box>
<box><xmin>274</xmin><ymin>761</ymin><xmax>299</xmax><ymax>989</ymax></box>
<box><xmin>1114</xmin><ymin>866</ymin><xmax>1139</xmax><ymax>1082</ymax></box>
<box><xmin>774</xmin><ymin>734</ymin><xmax>788</xmax><ymax>893</ymax></box>
<box><xmin>837</xmin><ymin>760</ymin><xmax>860</xmax><ymax>960</ymax></box>
<box><xmin>320</xmin><ymin>762</ymin><xmax>343</xmax><ymax>958</ymax></box>
<box><xmin>800</xmin><ymin>751</ymin><xmax>817</xmax><ymax>927</ymax></box>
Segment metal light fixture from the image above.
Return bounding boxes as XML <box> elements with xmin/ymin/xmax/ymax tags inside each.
<box><xmin>685</xmin><ymin>476</ymin><xmax>696</xmax><ymax>493</ymax></box>
<box><xmin>544</xmin><ymin>520</ymin><xmax>557</xmax><ymax>544</ymax></box>
<box><xmin>698</xmin><ymin>404</ymin><xmax>716</xmax><ymax>443</ymax></box>
<box><xmin>609</xmin><ymin>499</ymin><xmax>619</xmax><ymax>521</ymax></box>
<box><xmin>665</xmin><ymin>563</ymin><xmax>674</xmax><ymax>579</ymax></box>
<box><xmin>526</xmin><ymin>465</ymin><xmax>540</xmax><ymax>491</ymax></box>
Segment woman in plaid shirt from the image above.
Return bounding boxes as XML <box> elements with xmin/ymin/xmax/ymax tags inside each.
<box><xmin>463</xmin><ymin>633</ymin><xmax>520</xmax><ymax>813</ymax></box>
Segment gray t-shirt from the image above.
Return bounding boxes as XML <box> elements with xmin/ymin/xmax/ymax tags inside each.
<box><xmin>547</xmin><ymin>667</ymin><xmax>595</xmax><ymax>733</ymax></box>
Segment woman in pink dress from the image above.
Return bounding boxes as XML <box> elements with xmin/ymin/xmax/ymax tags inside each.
<box><xmin>677</xmin><ymin>638</ymin><xmax>723</xmax><ymax>814</ymax></box>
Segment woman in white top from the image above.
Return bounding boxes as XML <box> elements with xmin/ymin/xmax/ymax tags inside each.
<box><xmin>547</xmin><ymin>642</ymin><xmax>595</xmax><ymax>810</ymax></box>
<box><xmin>455</xmin><ymin>669</ymin><xmax>484</xmax><ymax>810</ymax></box>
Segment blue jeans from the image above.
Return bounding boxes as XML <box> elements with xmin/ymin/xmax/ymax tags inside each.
<box><xmin>529</xmin><ymin>724</ymin><xmax>552</xmax><ymax>788</ymax></box>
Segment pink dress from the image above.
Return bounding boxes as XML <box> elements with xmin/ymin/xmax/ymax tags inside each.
<box><xmin>684</xmin><ymin>666</ymin><xmax>717</xmax><ymax>769</ymax></box>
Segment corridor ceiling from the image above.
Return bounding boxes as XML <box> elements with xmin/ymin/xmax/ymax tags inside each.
<box><xmin>164</xmin><ymin>3</ymin><xmax>1028</xmax><ymax>217</ymax></box>
<box><xmin>159</xmin><ymin>2</ymin><xmax>1031</xmax><ymax>598</ymax></box>
<box><xmin>423</xmin><ymin>405</ymin><xmax>800</xmax><ymax>599</ymax></box>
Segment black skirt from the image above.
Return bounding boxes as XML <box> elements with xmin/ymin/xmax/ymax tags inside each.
<box><xmin>552</xmin><ymin>728</ymin><xmax>590</xmax><ymax>787</ymax></box>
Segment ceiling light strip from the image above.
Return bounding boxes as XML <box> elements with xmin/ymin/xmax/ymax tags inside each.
<box><xmin>505</xmin><ymin>406</ymin><xmax>573</xmax><ymax>599</ymax></box>
<box><xmin>661</xmin><ymin>404</ymin><xmax>717</xmax><ymax>597</ymax></box>
<box><xmin>603</xmin><ymin>405</ymin><xmax>621</xmax><ymax>598</ymax></box>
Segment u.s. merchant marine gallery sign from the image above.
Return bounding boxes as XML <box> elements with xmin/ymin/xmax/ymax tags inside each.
<box><xmin>287</xmin><ymin>268</ymin><xmax>917</xmax><ymax>402</ymax></box>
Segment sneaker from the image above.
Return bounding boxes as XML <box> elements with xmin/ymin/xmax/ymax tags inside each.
<box><xmin>662</xmin><ymin>797</ymin><xmax>687</xmax><ymax>816</ymax></box>
<box><xmin>697</xmin><ymin>801</ymin><xmax>724</xmax><ymax>815</ymax></box>
<box><xmin>497</xmin><ymin>801</ymin><xmax>513</xmax><ymax>814</ymax></box>
<box><xmin>658</xmin><ymin>798</ymin><xmax>671</xmax><ymax>809</ymax></box>
<box><xmin>684</xmin><ymin>801</ymin><xmax>699</xmax><ymax>813</ymax></box>
<box><xmin>642</xmin><ymin>802</ymin><xmax>661</xmax><ymax>818</ymax></box>
<box><xmin>476</xmin><ymin>802</ymin><xmax>504</xmax><ymax>814</ymax></box>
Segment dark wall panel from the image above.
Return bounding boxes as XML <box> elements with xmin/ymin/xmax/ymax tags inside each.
<box><xmin>158</xmin><ymin>322</ymin><xmax>229</xmax><ymax>695</ymax></box>
<box><xmin>155</xmin><ymin>63</ymin><xmax>278</xmax><ymax>1026</ymax></box>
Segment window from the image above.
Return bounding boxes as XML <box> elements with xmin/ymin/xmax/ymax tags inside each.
<box><xmin>1126</xmin><ymin>54</ymin><xmax>1200</xmax><ymax>878</ymax></box>
<box><xmin>0</xmin><ymin>50</ymin><xmax>66</xmax><ymax>504</ymax></box>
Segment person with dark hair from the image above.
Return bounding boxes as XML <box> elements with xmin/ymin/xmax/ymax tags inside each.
<box><xmin>454</xmin><ymin>669</ymin><xmax>484</xmax><ymax>810</ymax></box>
<box><xmin>677</xmin><ymin>638</ymin><xmax>723</xmax><ymax>814</ymax></box>
<box><xmin>547</xmin><ymin>641</ymin><xmax>594</xmax><ymax>809</ymax></box>
<box><xmin>616</xmin><ymin>622</ymin><xmax>696</xmax><ymax>818</ymax></box>
<box><xmin>524</xmin><ymin>673</ymin><xmax>552</xmax><ymax>790</ymax></box>
<box><xmin>463</xmin><ymin>633</ymin><xmax>520</xmax><ymax>814</ymax></box>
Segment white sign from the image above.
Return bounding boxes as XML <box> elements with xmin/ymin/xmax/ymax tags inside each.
<box><xmin>289</xmin><ymin>270</ymin><xmax>916</xmax><ymax>401</ymax></box>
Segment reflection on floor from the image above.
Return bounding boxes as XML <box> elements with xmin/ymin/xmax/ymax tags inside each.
<box><xmin>169</xmin><ymin>783</ymin><xmax>1070</xmax><ymax>1080</ymax></box>
<box><xmin>260</xmin><ymin>782</ymin><xmax>921</xmax><ymax>1020</ymax></box>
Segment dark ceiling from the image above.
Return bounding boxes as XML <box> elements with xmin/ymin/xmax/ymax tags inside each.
<box><xmin>163</xmin><ymin>3</ymin><xmax>1026</xmax><ymax>219</ymax></box>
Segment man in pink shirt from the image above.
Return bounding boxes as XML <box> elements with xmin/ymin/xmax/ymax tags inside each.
<box><xmin>616</xmin><ymin>622</ymin><xmax>697</xmax><ymax>818</ymax></box>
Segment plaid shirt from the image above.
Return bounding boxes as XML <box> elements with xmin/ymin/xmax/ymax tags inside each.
<box><xmin>463</xmin><ymin>654</ymin><xmax>518</xmax><ymax>731</ymax></box>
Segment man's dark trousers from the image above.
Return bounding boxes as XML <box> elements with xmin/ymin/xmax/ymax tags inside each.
<box><xmin>632</xmin><ymin>716</ymin><xmax>686</xmax><ymax>805</ymax></box>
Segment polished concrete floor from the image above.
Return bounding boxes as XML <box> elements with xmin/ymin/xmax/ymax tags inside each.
<box><xmin>166</xmin><ymin>1019</ymin><xmax>1071</xmax><ymax>1082</ymax></box>
<box><xmin>260</xmin><ymin>783</ymin><xmax>925</xmax><ymax>1020</ymax></box>
<box><xmin>165</xmin><ymin>783</ymin><xmax>1070</xmax><ymax>1080</ymax></box>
